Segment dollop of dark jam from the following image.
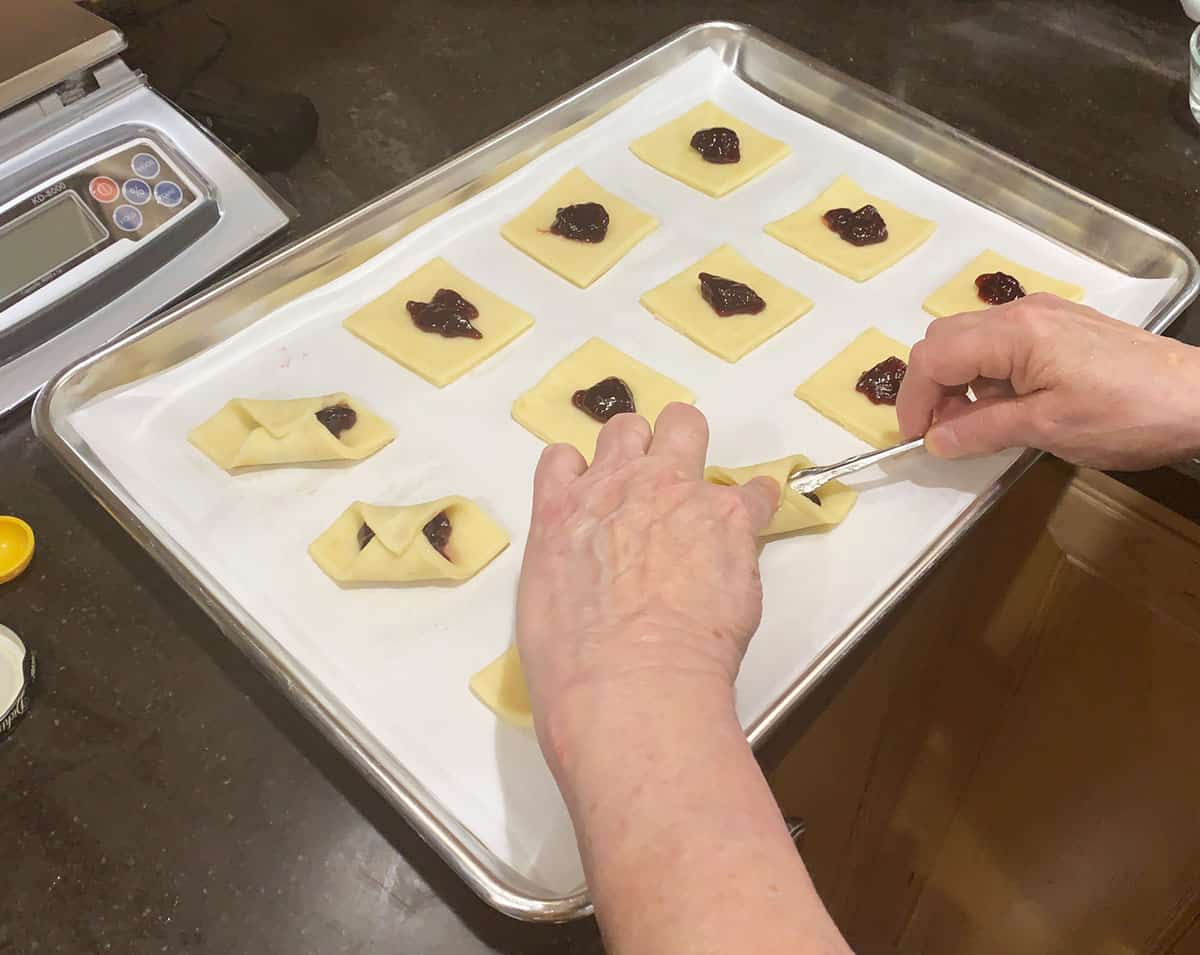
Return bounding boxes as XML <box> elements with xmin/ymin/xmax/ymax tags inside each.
<box><xmin>823</xmin><ymin>205</ymin><xmax>888</xmax><ymax>246</ymax></box>
<box><xmin>855</xmin><ymin>355</ymin><xmax>908</xmax><ymax>405</ymax></box>
<box><xmin>315</xmin><ymin>403</ymin><xmax>357</xmax><ymax>438</ymax></box>
<box><xmin>698</xmin><ymin>272</ymin><xmax>766</xmax><ymax>317</ymax></box>
<box><xmin>357</xmin><ymin>523</ymin><xmax>375</xmax><ymax>550</ymax></box>
<box><xmin>975</xmin><ymin>271</ymin><xmax>1026</xmax><ymax>305</ymax></box>
<box><xmin>572</xmin><ymin>377</ymin><xmax>635</xmax><ymax>422</ymax></box>
<box><xmin>803</xmin><ymin>491</ymin><xmax>821</xmax><ymax>507</ymax></box>
<box><xmin>422</xmin><ymin>511</ymin><xmax>452</xmax><ymax>558</ymax></box>
<box><xmin>689</xmin><ymin>126</ymin><xmax>741</xmax><ymax>164</ymax></box>
<box><xmin>406</xmin><ymin>288</ymin><xmax>482</xmax><ymax>339</ymax></box>
<box><xmin>549</xmin><ymin>202</ymin><xmax>609</xmax><ymax>242</ymax></box>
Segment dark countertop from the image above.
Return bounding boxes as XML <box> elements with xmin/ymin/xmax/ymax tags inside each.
<box><xmin>5</xmin><ymin>2</ymin><xmax>1200</xmax><ymax>952</ymax></box>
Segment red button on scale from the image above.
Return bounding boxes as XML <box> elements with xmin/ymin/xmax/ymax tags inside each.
<box><xmin>89</xmin><ymin>177</ymin><xmax>119</xmax><ymax>203</ymax></box>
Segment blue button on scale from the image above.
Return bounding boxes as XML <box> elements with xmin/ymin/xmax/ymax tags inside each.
<box><xmin>123</xmin><ymin>179</ymin><xmax>151</xmax><ymax>205</ymax></box>
<box><xmin>131</xmin><ymin>152</ymin><xmax>161</xmax><ymax>179</ymax></box>
<box><xmin>154</xmin><ymin>181</ymin><xmax>183</xmax><ymax>207</ymax></box>
<box><xmin>113</xmin><ymin>204</ymin><xmax>143</xmax><ymax>232</ymax></box>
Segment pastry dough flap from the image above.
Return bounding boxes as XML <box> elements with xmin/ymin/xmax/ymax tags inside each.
<box><xmin>705</xmin><ymin>454</ymin><xmax>857</xmax><ymax>537</ymax></box>
<box><xmin>189</xmin><ymin>393</ymin><xmax>394</xmax><ymax>470</ymax></box>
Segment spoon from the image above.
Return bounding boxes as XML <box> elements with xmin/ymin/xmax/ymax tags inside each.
<box><xmin>788</xmin><ymin>438</ymin><xmax>925</xmax><ymax>497</ymax></box>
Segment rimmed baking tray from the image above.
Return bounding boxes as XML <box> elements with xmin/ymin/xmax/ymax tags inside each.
<box><xmin>34</xmin><ymin>21</ymin><xmax>1199</xmax><ymax>921</ymax></box>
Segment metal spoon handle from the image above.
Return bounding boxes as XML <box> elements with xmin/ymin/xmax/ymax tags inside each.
<box><xmin>788</xmin><ymin>437</ymin><xmax>925</xmax><ymax>496</ymax></box>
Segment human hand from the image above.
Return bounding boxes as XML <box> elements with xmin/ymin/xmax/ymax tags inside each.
<box><xmin>516</xmin><ymin>405</ymin><xmax>852</xmax><ymax>955</ymax></box>
<box><xmin>515</xmin><ymin>403</ymin><xmax>779</xmax><ymax>766</ymax></box>
<box><xmin>897</xmin><ymin>293</ymin><xmax>1200</xmax><ymax>470</ymax></box>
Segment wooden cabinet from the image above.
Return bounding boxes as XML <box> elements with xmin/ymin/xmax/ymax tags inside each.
<box><xmin>768</xmin><ymin>461</ymin><xmax>1200</xmax><ymax>954</ymax></box>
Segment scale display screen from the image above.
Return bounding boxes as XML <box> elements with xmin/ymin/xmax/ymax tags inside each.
<box><xmin>0</xmin><ymin>192</ymin><xmax>107</xmax><ymax>301</ymax></box>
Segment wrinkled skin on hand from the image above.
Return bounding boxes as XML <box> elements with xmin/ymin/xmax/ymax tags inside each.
<box><xmin>515</xmin><ymin>403</ymin><xmax>779</xmax><ymax>766</ymax></box>
<box><xmin>898</xmin><ymin>293</ymin><xmax>1200</xmax><ymax>470</ymax></box>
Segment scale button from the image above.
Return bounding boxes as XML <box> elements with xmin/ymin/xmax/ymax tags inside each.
<box><xmin>89</xmin><ymin>176</ymin><xmax>120</xmax><ymax>203</ymax></box>
<box><xmin>131</xmin><ymin>152</ymin><xmax>161</xmax><ymax>179</ymax></box>
<box><xmin>154</xmin><ymin>181</ymin><xmax>183</xmax><ymax>208</ymax></box>
<box><xmin>113</xmin><ymin>204</ymin><xmax>143</xmax><ymax>232</ymax></box>
<box><xmin>122</xmin><ymin>179</ymin><xmax>152</xmax><ymax>205</ymax></box>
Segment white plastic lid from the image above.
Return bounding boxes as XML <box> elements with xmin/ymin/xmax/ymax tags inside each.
<box><xmin>0</xmin><ymin>623</ymin><xmax>32</xmax><ymax>738</ymax></box>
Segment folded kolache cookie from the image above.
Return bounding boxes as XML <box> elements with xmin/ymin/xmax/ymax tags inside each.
<box><xmin>189</xmin><ymin>393</ymin><xmax>394</xmax><ymax>471</ymax></box>
<box><xmin>704</xmin><ymin>454</ymin><xmax>857</xmax><ymax>537</ymax></box>
<box><xmin>309</xmin><ymin>496</ymin><xmax>509</xmax><ymax>585</ymax></box>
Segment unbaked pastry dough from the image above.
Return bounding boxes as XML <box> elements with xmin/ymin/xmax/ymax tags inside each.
<box><xmin>794</xmin><ymin>327</ymin><xmax>912</xmax><ymax>449</ymax></box>
<box><xmin>189</xmin><ymin>393</ymin><xmax>394</xmax><ymax>472</ymax></box>
<box><xmin>705</xmin><ymin>454</ymin><xmax>857</xmax><ymax>538</ymax></box>
<box><xmin>511</xmin><ymin>337</ymin><xmax>695</xmax><ymax>462</ymax></box>
<box><xmin>469</xmin><ymin>645</ymin><xmax>533</xmax><ymax>728</ymax></box>
<box><xmin>309</xmin><ymin>496</ymin><xmax>509</xmax><ymax>585</ymax></box>
<box><xmin>343</xmin><ymin>258</ymin><xmax>533</xmax><ymax>387</ymax></box>
<box><xmin>500</xmin><ymin>168</ymin><xmax>658</xmax><ymax>288</ymax></box>
<box><xmin>922</xmin><ymin>249</ymin><xmax>1085</xmax><ymax>318</ymax></box>
<box><xmin>639</xmin><ymin>244</ymin><xmax>813</xmax><ymax>362</ymax></box>
<box><xmin>765</xmin><ymin>175</ymin><xmax>935</xmax><ymax>282</ymax></box>
<box><xmin>629</xmin><ymin>101</ymin><xmax>791</xmax><ymax>198</ymax></box>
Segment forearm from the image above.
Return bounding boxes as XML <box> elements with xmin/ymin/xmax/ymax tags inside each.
<box><xmin>545</xmin><ymin>674</ymin><xmax>852</xmax><ymax>955</ymax></box>
<box><xmin>1144</xmin><ymin>340</ymin><xmax>1200</xmax><ymax>460</ymax></box>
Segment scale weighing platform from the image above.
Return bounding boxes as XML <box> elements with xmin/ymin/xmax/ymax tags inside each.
<box><xmin>0</xmin><ymin>0</ymin><xmax>291</xmax><ymax>418</ymax></box>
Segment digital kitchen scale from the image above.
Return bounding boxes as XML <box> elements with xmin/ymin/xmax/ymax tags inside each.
<box><xmin>0</xmin><ymin>0</ymin><xmax>292</xmax><ymax>418</ymax></box>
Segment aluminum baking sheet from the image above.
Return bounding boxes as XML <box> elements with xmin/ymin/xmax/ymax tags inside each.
<box><xmin>36</xmin><ymin>24</ymin><xmax>1198</xmax><ymax>921</ymax></box>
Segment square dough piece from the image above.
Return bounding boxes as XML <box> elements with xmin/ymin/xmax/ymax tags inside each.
<box><xmin>922</xmin><ymin>249</ymin><xmax>1085</xmax><ymax>318</ymax></box>
<box><xmin>629</xmin><ymin>101</ymin><xmax>791</xmax><ymax>198</ymax></box>
<box><xmin>511</xmin><ymin>337</ymin><xmax>695</xmax><ymax>462</ymax></box>
<box><xmin>765</xmin><ymin>175</ymin><xmax>936</xmax><ymax>282</ymax></box>
<box><xmin>794</xmin><ymin>327</ymin><xmax>912</xmax><ymax>449</ymax></box>
<box><xmin>469</xmin><ymin>645</ymin><xmax>533</xmax><ymax>728</ymax></box>
<box><xmin>639</xmin><ymin>244</ymin><xmax>813</xmax><ymax>363</ymax></box>
<box><xmin>705</xmin><ymin>454</ymin><xmax>857</xmax><ymax>538</ymax></box>
<box><xmin>500</xmin><ymin>168</ymin><xmax>658</xmax><ymax>288</ymax></box>
<box><xmin>309</xmin><ymin>496</ymin><xmax>509</xmax><ymax>585</ymax></box>
<box><xmin>189</xmin><ymin>393</ymin><xmax>394</xmax><ymax>472</ymax></box>
<box><xmin>343</xmin><ymin>258</ymin><xmax>533</xmax><ymax>387</ymax></box>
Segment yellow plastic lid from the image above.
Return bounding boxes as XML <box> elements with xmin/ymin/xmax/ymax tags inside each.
<box><xmin>0</xmin><ymin>516</ymin><xmax>35</xmax><ymax>584</ymax></box>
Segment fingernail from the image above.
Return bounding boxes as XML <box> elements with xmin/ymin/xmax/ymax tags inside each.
<box><xmin>926</xmin><ymin>424</ymin><xmax>960</xmax><ymax>458</ymax></box>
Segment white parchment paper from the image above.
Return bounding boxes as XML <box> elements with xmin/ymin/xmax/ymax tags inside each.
<box><xmin>69</xmin><ymin>50</ymin><xmax>1176</xmax><ymax>895</ymax></box>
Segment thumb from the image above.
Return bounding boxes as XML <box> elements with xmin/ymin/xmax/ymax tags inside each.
<box><xmin>925</xmin><ymin>394</ymin><xmax>1048</xmax><ymax>458</ymax></box>
<box><xmin>737</xmin><ymin>476</ymin><xmax>781</xmax><ymax>533</ymax></box>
